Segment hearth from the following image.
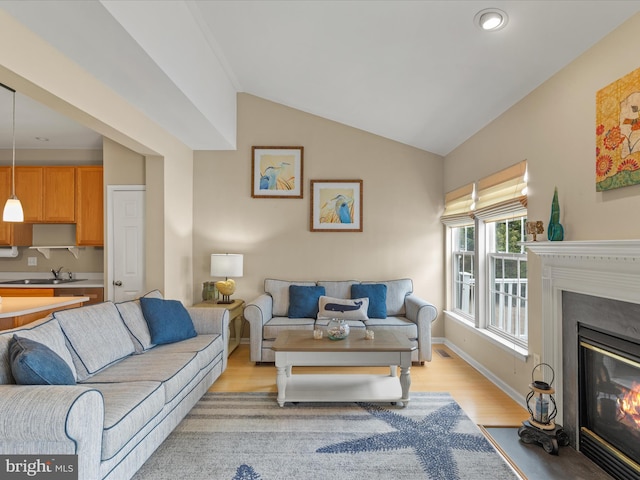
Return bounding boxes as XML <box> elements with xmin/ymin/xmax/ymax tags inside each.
<box><xmin>579</xmin><ymin>324</ymin><xmax>640</xmax><ymax>480</ymax></box>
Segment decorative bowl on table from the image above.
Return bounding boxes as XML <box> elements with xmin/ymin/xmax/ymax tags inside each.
<box><xmin>327</xmin><ymin>318</ymin><xmax>350</xmax><ymax>340</ymax></box>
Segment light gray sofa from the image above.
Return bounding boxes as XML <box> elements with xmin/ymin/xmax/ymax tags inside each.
<box><xmin>244</xmin><ymin>278</ymin><xmax>437</xmax><ymax>364</ymax></box>
<box><xmin>0</xmin><ymin>291</ymin><xmax>228</xmax><ymax>480</ymax></box>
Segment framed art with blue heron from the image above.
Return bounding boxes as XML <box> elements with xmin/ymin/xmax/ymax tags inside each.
<box><xmin>310</xmin><ymin>179</ymin><xmax>363</xmax><ymax>232</ymax></box>
<box><xmin>252</xmin><ymin>146</ymin><xmax>303</xmax><ymax>198</ymax></box>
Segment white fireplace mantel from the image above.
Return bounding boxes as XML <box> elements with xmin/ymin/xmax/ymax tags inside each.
<box><xmin>525</xmin><ymin>239</ymin><xmax>640</xmax><ymax>259</ymax></box>
<box><xmin>525</xmin><ymin>239</ymin><xmax>640</xmax><ymax>425</ymax></box>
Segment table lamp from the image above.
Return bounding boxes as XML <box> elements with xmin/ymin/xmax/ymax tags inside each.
<box><xmin>210</xmin><ymin>253</ymin><xmax>243</xmax><ymax>304</ymax></box>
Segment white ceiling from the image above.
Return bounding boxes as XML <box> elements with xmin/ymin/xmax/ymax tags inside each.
<box><xmin>0</xmin><ymin>0</ymin><xmax>639</xmax><ymax>155</ymax></box>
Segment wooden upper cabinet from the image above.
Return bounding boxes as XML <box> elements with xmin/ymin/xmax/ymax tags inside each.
<box><xmin>15</xmin><ymin>167</ymin><xmax>43</xmax><ymax>222</ymax></box>
<box><xmin>76</xmin><ymin>166</ymin><xmax>104</xmax><ymax>246</ymax></box>
<box><xmin>0</xmin><ymin>166</ymin><xmax>33</xmax><ymax>246</ymax></box>
<box><xmin>43</xmin><ymin>167</ymin><xmax>76</xmax><ymax>222</ymax></box>
<box><xmin>15</xmin><ymin>166</ymin><xmax>75</xmax><ymax>223</ymax></box>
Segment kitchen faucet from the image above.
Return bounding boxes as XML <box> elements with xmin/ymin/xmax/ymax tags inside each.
<box><xmin>51</xmin><ymin>266</ymin><xmax>64</xmax><ymax>279</ymax></box>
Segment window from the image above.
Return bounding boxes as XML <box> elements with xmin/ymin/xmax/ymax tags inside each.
<box><xmin>452</xmin><ymin>224</ymin><xmax>475</xmax><ymax>317</ymax></box>
<box><xmin>487</xmin><ymin>216</ymin><xmax>527</xmax><ymax>347</ymax></box>
<box><xmin>442</xmin><ymin>161</ymin><xmax>528</xmax><ymax>350</ymax></box>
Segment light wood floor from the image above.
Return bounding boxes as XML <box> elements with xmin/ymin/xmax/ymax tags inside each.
<box><xmin>210</xmin><ymin>343</ymin><xmax>529</xmax><ymax>427</ymax></box>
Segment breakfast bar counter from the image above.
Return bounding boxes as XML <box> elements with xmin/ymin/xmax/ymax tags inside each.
<box><xmin>0</xmin><ymin>296</ymin><xmax>89</xmax><ymax>330</ymax></box>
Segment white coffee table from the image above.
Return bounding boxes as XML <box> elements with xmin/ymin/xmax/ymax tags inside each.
<box><xmin>271</xmin><ymin>329</ymin><xmax>415</xmax><ymax>407</ymax></box>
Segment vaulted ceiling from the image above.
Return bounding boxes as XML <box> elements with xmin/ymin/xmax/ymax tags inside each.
<box><xmin>1</xmin><ymin>1</ymin><xmax>639</xmax><ymax>154</ymax></box>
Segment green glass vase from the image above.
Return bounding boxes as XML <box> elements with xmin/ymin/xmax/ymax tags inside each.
<box><xmin>547</xmin><ymin>187</ymin><xmax>564</xmax><ymax>241</ymax></box>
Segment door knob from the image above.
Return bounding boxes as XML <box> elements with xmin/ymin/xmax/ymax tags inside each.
<box><xmin>113</xmin><ymin>280</ymin><xmax>123</xmax><ymax>287</ymax></box>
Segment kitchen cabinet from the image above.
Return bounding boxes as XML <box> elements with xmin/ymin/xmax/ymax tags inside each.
<box><xmin>15</xmin><ymin>166</ymin><xmax>75</xmax><ymax>223</ymax></box>
<box><xmin>76</xmin><ymin>166</ymin><xmax>104</xmax><ymax>246</ymax></box>
<box><xmin>0</xmin><ymin>167</ymin><xmax>33</xmax><ymax>246</ymax></box>
<box><xmin>0</xmin><ymin>288</ymin><xmax>53</xmax><ymax>297</ymax></box>
<box><xmin>15</xmin><ymin>167</ymin><xmax>43</xmax><ymax>222</ymax></box>
<box><xmin>44</xmin><ymin>167</ymin><xmax>76</xmax><ymax>222</ymax></box>
<box><xmin>54</xmin><ymin>287</ymin><xmax>103</xmax><ymax>305</ymax></box>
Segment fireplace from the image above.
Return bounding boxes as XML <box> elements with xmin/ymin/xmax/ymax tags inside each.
<box><xmin>527</xmin><ymin>240</ymin><xmax>640</xmax><ymax>479</ymax></box>
<box><xmin>579</xmin><ymin>323</ymin><xmax>640</xmax><ymax>479</ymax></box>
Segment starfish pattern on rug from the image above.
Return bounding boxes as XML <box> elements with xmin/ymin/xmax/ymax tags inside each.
<box><xmin>233</xmin><ymin>464</ymin><xmax>262</xmax><ymax>480</ymax></box>
<box><xmin>316</xmin><ymin>401</ymin><xmax>495</xmax><ymax>480</ymax></box>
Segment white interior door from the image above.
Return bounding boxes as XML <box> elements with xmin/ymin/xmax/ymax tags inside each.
<box><xmin>108</xmin><ymin>186</ymin><xmax>145</xmax><ymax>302</ymax></box>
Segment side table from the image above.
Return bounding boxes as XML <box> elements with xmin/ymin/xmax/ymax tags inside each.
<box><xmin>193</xmin><ymin>299</ymin><xmax>245</xmax><ymax>356</ymax></box>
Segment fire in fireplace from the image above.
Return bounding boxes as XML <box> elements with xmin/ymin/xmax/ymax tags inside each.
<box><xmin>579</xmin><ymin>324</ymin><xmax>640</xmax><ymax>480</ymax></box>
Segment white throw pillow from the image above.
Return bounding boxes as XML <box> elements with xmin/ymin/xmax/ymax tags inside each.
<box><xmin>317</xmin><ymin>296</ymin><xmax>369</xmax><ymax>320</ymax></box>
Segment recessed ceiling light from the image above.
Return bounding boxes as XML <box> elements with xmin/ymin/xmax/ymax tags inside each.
<box><xmin>474</xmin><ymin>8</ymin><xmax>508</xmax><ymax>31</ymax></box>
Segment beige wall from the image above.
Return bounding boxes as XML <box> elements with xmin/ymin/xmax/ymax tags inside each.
<box><xmin>444</xmin><ymin>13</ymin><xmax>640</xmax><ymax>397</ymax></box>
<box><xmin>194</xmin><ymin>94</ymin><xmax>445</xmax><ymax>335</ymax></box>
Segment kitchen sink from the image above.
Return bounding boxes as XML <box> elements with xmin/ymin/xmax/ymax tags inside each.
<box><xmin>1</xmin><ymin>278</ymin><xmax>87</xmax><ymax>285</ymax></box>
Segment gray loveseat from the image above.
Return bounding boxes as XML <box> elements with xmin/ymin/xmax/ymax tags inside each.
<box><xmin>0</xmin><ymin>291</ymin><xmax>228</xmax><ymax>480</ymax></box>
<box><xmin>244</xmin><ymin>278</ymin><xmax>437</xmax><ymax>364</ymax></box>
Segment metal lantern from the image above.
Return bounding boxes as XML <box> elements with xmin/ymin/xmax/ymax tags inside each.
<box><xmin>526</xmin><ymin>363</ymin><xmax>558</xmax><ymax>429</ymax></box>
<box><xmin>518</xmin><ymin>363</ymin><xmax>569</xmax><ymax>454</ymax></box>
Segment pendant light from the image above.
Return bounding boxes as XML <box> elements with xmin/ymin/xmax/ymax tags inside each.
<box><xmin>1</xmin><ymin>83</ymin><xmax>23</xmax><ymax>222</ymax></box>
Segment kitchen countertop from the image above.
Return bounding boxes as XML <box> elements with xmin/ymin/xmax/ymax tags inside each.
<box><xmin>0</xmin><ymin>296</ymin><xmax>90</xmax><ymax>318</ymax></box>
<box><xmin>0</xmin><ymin>273</ymin><xmax>104</xmax><ymax>289</ymax></box>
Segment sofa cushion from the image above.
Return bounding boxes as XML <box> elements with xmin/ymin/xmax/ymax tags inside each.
<box><xmin>315</xmin><ymin>318</ymin><xmax>366</xmax><ymax>329</ymax></box>
<box><xmin>116</xmin><ymin>290</ymin><xmax>164</xmax><ymax>353</ymax></box>
<box><xmin>363</xmin><ymin>279</ymin><xmax>413</xmax><ymax>316</ymax></box>
<box><xmin>147</xmin><ymin>334</ymin><xmax>222</xmax><ymax>372</ymax></box>
<box><xmin>117</xmin><ymin>300</ymin><xmax>154</xmax><ymax>353</ymax></box>
<box><xmin>317</xmin><ymin>280</ymin><xmax>360</xmax><ymax>299</ymax></box>
<box><xmin>140</xmin><ymin>297</ymin><xmax>197</xmax><ymax>345</ymax></box>
<box><xmin>263</xmin><ymin>317</ymin><xmax>315</xmax><ymax>340</ymax></box>
<box><xmin>55</xmin><ymin>302</ymin><xmax>136</xmax><ymax>381</ymax></box>
<box><xmin>317</xmin><ymin>296</ymin><xmax>369</xmax><ymax>320</ymax></box>
<box><xmin>288</xmin><ymin>285</ymin><xmax>326</xmax><ymax>318</ymax></box>
<box><xmin>0</xmin><ymin>317</ymin><xmax>77</xmax><ymax>384</ymax></box>
<box><xmin>9</xmin><ymin>335</ymin><xmax>76</xmax><ymax>385</ymax></box>
<box><xmin>265</xmin><ymin>279</ymin><xmax>316</xmax><ymax>317</ymax></box>
<box><xmin>363</xmin><ymin>316</ymin><xmax>419</xmax><ymax>339</ymax></box>
<box><xmin>351</xmin><ymin>283</ymin><xmax>388</xmax><ymax>318</ymax></box>
<box><xmin>81</xmin><ymin>351</ymin><xmax>201</xmax><ymax>404</ymax></box>
<box><xmin>82</xmin><ymin>380</ymin><xmax>164</xmax><ymax>461</ymax></box>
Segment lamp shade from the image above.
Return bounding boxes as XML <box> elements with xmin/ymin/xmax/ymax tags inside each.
<box><xmin>2</xmin><ymin>197</ymin><xmax>23</xmax><ymax>222</ymax></box>
<box><xmin>210</xmin><ymin>254</ymin><xmax>243</xmax><ymax>278</ymax></box>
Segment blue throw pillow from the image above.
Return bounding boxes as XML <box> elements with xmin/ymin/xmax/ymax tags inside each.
<box><xmin>140</xmin><ymin>297</ymin><xmax>197</xmax><ymax>345</ymax></box>
<box><xmin>351</xmin><ymin>283</ymin><xmax>388</xmax><ymax>318</ymax></box>
<box><xmin>9</xmin><ymin>335</ymin><xmax>76</xmax><ymax>385</ymax></box>
<box><xmin>288</xmin><ymin>285</ymin><xmax>326</xmax><ymax>318</ymax></box>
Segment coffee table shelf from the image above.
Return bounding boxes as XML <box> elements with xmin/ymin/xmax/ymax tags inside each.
<box><xmin>277</xmin><ymin>373</ymin><xmax>404</xmax><ymax>404</ymax></box>
<box><xmin>272</xmin><ymin>330</ymin><xmax>416</xmax><ymax>407</ymax></box>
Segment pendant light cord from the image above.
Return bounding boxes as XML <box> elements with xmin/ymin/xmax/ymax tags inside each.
<box><xmin>0</xmin><ymin>82</ymin><xmax>17</xmax><ymax>198</ymax></box>
<box><xmin>11</xmin><ymin>90</ymin><xmax>15</xmax><ymax>198</ymax></box>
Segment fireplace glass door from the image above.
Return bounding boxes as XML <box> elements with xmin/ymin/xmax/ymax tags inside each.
<box><xmin>579</xmin><ymin>325</ymin><xmax>640</xmax><ymax>480</ymax></box>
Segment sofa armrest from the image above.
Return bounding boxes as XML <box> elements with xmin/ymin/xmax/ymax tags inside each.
<box><xmin>187</xmin><ymin>307</ymin><xmax>229</xmax><ymax>366</ymax></box>
<box><xmin>187</xmin><ymin>306</ymin><xmax>228</xmax><ymax>336</ymax></box>
<box><xmin>404</xmin><ymin>294</ymin><xmax>438</xmax><ymax>363</ymax></box>
<box><xmin>0</xmin><ymin>385</ymin><xmax>104</xmax><ymax>480</ymax></box>
<box><xmin>244</xmin><ymin>294</ymin><xmax>274</xmax><ymax>363</ymax></box>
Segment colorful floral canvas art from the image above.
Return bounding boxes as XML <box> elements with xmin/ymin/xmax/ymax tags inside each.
<box><xmin>596</xmin><ymin>67</ymin><xmax>640</xmax><ymax>191</ymax></box>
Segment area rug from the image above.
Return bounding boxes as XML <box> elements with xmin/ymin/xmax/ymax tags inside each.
<box><xmin>132</xmin><ymin>392</ymin><xmax>519</xmax><ymax>480</ymax></box>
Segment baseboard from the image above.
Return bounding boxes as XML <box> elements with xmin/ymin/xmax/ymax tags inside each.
<box><xmin>443</xmin><ymin>339</ymin><xmax>526</xmax><ymax>408</ymax></box>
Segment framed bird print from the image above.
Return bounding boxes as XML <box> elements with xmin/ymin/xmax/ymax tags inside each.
<box><xmin>310</xmin><ymin>179</ymin><xmax>363</xmax><ymax>232</ymax></box>
<box><xmin>251</xmin><ymin>146</ymin><xmax>303</xmax><ymax>198</ymax></box>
